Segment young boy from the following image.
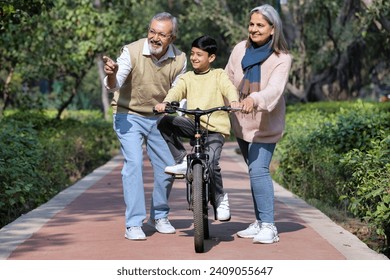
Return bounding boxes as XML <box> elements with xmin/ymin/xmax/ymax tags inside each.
<box><xmin>154</xmin><ymin>35</ymin><xmax>239</xmax><ymax>221</ymax></box>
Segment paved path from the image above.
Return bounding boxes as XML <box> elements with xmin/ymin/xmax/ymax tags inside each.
<box><xmin>0</xmin><ymin>142</ymin><xmax>388</xmax><ymax>261</ymax></box>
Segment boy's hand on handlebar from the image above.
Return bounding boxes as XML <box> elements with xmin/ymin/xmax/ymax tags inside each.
<box><xmin>230</xmin><ymin>101</ymin><xmax>241</xmax><ymax>111</ymax></box>
<box><xmin>154</xmin><ymin>102</ymin><xmax>167</xmax><ymax>113</ymax></box>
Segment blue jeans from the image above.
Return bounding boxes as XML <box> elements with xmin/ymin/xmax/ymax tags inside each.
<box><xmin>113</xmin><ymin>114</ymin><xmax>175</xmax><ymax>228</ymax></box>
<box><xmin>237</xmin><ymin>138</ymin><xmax>276</xmax><ymax>224</ymax></box>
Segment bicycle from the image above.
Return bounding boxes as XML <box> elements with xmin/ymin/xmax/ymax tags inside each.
<box><xmin>154</xmin><ymin>101</ymin><xmax>239</xmax><ymax>253</ymax></box>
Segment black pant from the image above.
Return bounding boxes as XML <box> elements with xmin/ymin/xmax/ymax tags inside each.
<box><xmin>157</xmin><ymin>115</ymin><xmax>226</xmax><ymax>205</ymax></box>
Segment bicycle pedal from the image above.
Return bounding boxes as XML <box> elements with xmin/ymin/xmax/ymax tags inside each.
<box><xmin>173</xmin><ymin>174</ymin><xmax>185</xmax><ymax>179</ymax></box>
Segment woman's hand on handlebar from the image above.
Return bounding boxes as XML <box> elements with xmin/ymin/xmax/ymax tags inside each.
<box><xmin>240</xmin><ymin>97</ymin><xmax>254</xmax><ymax>113</ymax></box>
<box><xmin>154</xmin><ymin>102</ymin><xmax>167</xmax><ymax>113</ymax></box>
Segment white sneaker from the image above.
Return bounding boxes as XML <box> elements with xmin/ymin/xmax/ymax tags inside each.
<box><xmin>164</xmin><ymin>159</ymin><xmax>187</xmax><ymax>175</ymax></box>
<box><xmin>147</xmin><ymin>217</ymin><xmax>176</xmax><ymax>234</ymax></box>
<box><xmin>216</xmin><ymin>193</ymin><xmax>231</xmax><ymax>221</ymax></box>
<box><xmin>237</xmin><ymin>221</ymin><xmax>260</xmax><ymax>238</ymax></box>
<box><xmin>125</xmin><ymin>226</ymin><xmax>146</xmax><ymax>240</ymax></box>
<box><xmin>253</xmin><ymin>223</ymin><xmax>280</xmax><ymax>244</ymax></box>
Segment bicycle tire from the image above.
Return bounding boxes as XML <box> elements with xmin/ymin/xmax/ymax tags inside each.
<box><xmin>193</xmin><ymin>162</ymin><xmax>205</xmax><ymax>253</ymax></box>
<box><xmin>203</xmin><ymin>182</ymin><xmax>210</xmax><ymax>240</ymax></box>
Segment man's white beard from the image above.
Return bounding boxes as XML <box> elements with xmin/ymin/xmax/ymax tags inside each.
<box><xmin>149</xmin><ymin>43</ymin><xmax>163</xmax><ymax>56</ymax></box>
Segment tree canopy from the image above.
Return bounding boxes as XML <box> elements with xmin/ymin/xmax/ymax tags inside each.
<box><xmin>1</xmin><ymin>0</ymin><xmax>389</xmax><ymax>118</ymax></box>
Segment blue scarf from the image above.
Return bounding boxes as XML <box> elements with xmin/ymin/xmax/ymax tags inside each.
<box><xmin>239</xmin><ymin>41</ymin><xmax>273</xmax><ymax>100</ymax></box>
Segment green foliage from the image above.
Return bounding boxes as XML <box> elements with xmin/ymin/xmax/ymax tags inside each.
<box><xmin>1</xmin><ymin>0</ymin><xmax>277</xmax><ymax>114</ymax></box>
<box><xmin>0</xmin><ymin>0</ymin><xmax>54</xmax><ymax>32</ymax></box>
<box><xmin>339</xmin><ymin>136</ymin><xmax>390</xmax><ymax>238</ymax></box>
<box><xmin>176</xmin><ymin>0</ymin><xmax>269</xmax><ymax>68</ymax></box>
<box><xmin>0</xmin><ymin>110</ymin><xmax>117</xmax><ymax>227</ymax></box>
<box><xmin>357</xmin><ymin>0</ymin><xmax>390</xmax><ymax>52</ymax></box>
<box><xmin>302</xmin><ymin>0</ymin><xmax>341</xmax><ymax>70</ymax></box>
<box><xmin>274</xmin><ymin>108</ymin><xmax>341</xmax><ymax>204</ymax></box>
<box><xmin>285</xmin><ymin>0</ymin><xmax>390</xmax><ymax>101</ymax></box>
<box><xmin>275</xmin><ymin>101</ymin><xmax>390</xmax><ymax>253</ymax></box>
<box><xmin>2</xmin><ymin>0</ymin><xmax>390</xmax><ymax>114</ymax></box>
<box><xmin>0</xmin><ymin>120</ymin><xmax>47</xmax><ymax>219</ymax></box>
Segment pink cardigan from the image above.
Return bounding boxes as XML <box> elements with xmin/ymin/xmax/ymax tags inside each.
<box><xmin>225</xmin><ymin>40</ymin><xmax>292</xmax><ymax>143</ymax></box>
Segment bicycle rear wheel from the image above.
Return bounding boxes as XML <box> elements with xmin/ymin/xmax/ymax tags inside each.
<box><xmin>193</xmin><ymin>162</ymin><xmax>206</xmax><ymax>253</ymax></box>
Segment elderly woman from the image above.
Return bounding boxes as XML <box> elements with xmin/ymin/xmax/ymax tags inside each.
<box><xmin>225</xmin><ymin>4</ymin><xmax>292</xmax><ymax>244</ymax></box>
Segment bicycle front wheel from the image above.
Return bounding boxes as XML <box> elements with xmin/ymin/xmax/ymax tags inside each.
<box><xmin>193</xmin><ymin>162</ymin><xmax>206</xmax><ymax>253</ymax></box>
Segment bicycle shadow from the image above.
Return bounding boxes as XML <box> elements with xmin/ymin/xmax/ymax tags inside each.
<box><xmin>179</xmin><ymin>228</ymin><xmax>233</xmax><ymax>253</ymax></box>
<box><xmin>166</xmin><ymin>218</ymin><xmax>306</xmax><ymax>253</ymax></box>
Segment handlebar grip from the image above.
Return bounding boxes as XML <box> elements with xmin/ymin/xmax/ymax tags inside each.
<box><xmin>170</xmin><ymin>101</ymin><xmax>180</xmax><ymax>107</ymax></box>
<box><xmin>153</xmin><ymin>108</ymin><xmax>165</xmax><ymax>115</ymax></box>
<box><xmin>152</xmin><ymin>101</ymin><xmax>178</xmax><ymax>114</ymax></box>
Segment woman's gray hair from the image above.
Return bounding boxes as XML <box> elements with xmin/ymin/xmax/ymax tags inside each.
<box><xmin>248</xmin><ymin>4</ymin><xmax>288</xmax><ymax>54</ymax></box>
<box><xmin>149</xmin><ymin>12</ymin><xmax>178</xmax><ymax>37</ymax></box>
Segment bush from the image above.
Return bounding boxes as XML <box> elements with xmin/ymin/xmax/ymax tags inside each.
<box><xmin>0</xmin><ymin>120</ymin><xmax>50</xmax><ymax>222</ymax></box>
<box><xmin>0</xmin><ymin>110</ymin><xmax>118</xmax><ymax>228</ymax></box>
<box><xmin>274</xmin><ymin>100</ymin><xmax>390</xmax><ymax>254</ymax></box>
<box><xmin>274</xmin><ymin>108</ymin><xmax>342</xmax><ymax>205</ymax></box>
<box><xmin>339</xmin><ymin>136</ymin><xmax>390</xmax><ymax>246</ymax></box>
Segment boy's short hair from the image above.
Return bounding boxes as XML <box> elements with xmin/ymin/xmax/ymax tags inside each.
<box><xmin>191</xmin><ymin>35</ymin><xmax>217</xmax><ymax>55</ymax></box>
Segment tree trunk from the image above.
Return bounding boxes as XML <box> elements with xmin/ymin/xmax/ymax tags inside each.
<box><xmin>56</xmin><ymin>84</ymin><xmax>77</xmax><ymax>120</ymax></box>
<box><xmin>97</xmin><ymin>55</ymin><xmax>110</xmax><ymax>120</ymax></box>
<box><xmin>1</xmin><ymin>68</ymin><xmax>14</xmax><ymax>116</ymax></box>
<box><xmin>56</xmin><ymin>74</ymin><xmax>84</xmax><ymax>120</ymax></box>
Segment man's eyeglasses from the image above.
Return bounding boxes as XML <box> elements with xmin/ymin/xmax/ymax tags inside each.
<box><xmin>148</xmin><ymin>29</ymin><xmax>172</xmax><ymax>40</ymax></box>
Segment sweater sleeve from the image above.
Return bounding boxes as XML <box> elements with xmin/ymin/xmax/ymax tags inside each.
<box><xmin>163</xmin><ymin>75</ymin><xmax>188</xmax><ymax>103</ymax></box>
<box><xmin>225</xmin><ymin>41</ymin><xmax>246</xmax><ymax>88</ymax></box>
<box><xmin>218</xmin><ymin>70</ymin><xmax>239</xmax><ymax>103</ymax></box>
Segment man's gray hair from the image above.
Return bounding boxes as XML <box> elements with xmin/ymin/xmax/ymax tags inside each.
<box><xmin>150</xmin><ymin>12</ymin><xmax>178</xmax><ymax>36</ymax></box>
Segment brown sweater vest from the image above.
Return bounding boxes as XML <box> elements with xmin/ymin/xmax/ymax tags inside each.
<box><xmin>111</xmin><ymin>38</ymin><xmax>186</xmax><ymax>116</ymax></box>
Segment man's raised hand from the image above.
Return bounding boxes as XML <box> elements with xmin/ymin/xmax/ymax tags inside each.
<box><xmin>102</xmin><ymin>56</ymin><xmax>118</xmax><ymax>75</ymax></box>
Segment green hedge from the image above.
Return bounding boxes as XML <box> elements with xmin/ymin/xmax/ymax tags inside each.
<box><xmin>0</xmin><ymin>110</ymin><xmax>118</xmax><ymax>228</ymax></box>
<box><xmin>274</xmin><ymin>100</ymin><xmax>390</xmax><ymax>254</ymax></box>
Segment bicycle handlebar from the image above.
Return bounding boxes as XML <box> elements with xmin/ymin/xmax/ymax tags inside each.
<box><xmin>153</xmin><ymin>101</ymin><xmax>241</xmax><ymax>116</ymax></box>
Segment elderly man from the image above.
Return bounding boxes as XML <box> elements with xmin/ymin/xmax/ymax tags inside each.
<box><xmin>103</xmin><ymin>12</ymin><xmax>187</xmax><ymax>240</ymax></box>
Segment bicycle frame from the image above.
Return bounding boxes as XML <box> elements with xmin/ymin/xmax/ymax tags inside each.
<box><xmin>185</xmin><ymin>109</ymin><xmax>210</xmax><ymax>210</ymax></box>
<box><xmin>154</xmin><ymin>101</ymin><xmax>238</xmax><ymax>253</ymax></box>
